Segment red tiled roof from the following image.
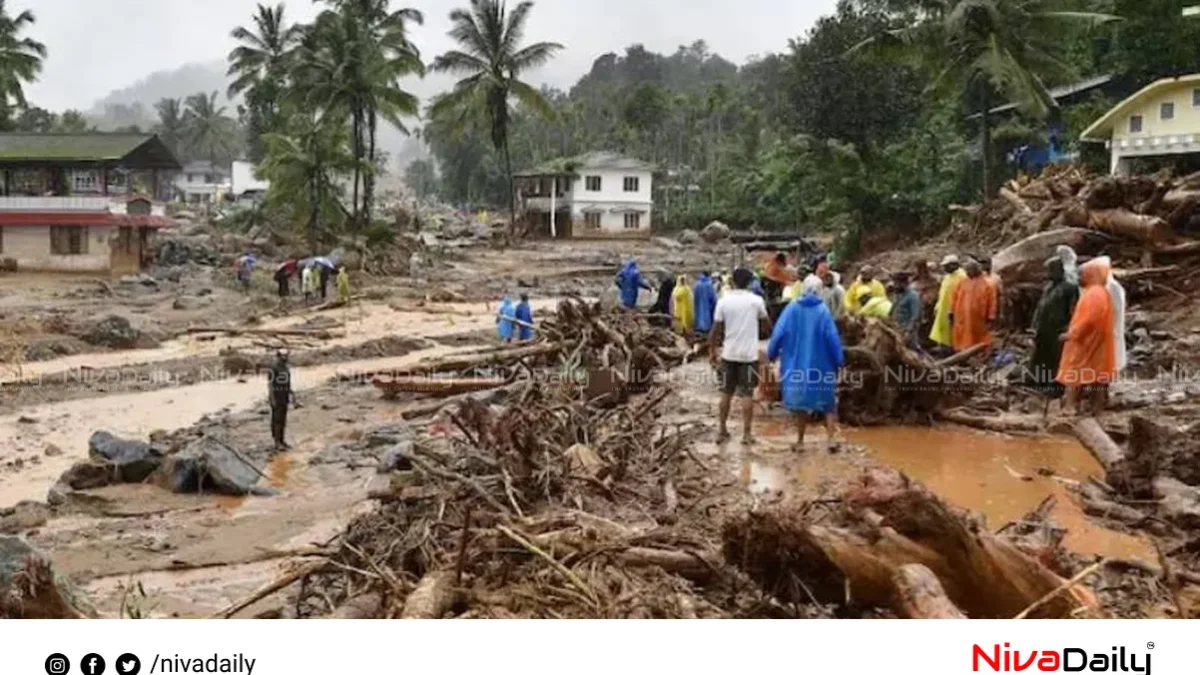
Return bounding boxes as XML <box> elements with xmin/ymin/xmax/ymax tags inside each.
<box><xmin>0</xmin><ymin>211</ymin><xmax>173</xmax><ymax>228</ymax></box>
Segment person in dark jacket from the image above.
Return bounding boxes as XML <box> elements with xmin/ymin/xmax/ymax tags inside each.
<box><xmin>650</xmin><ymin>272</ymin><xmax>675</xmax><ymax>328</ymax></box>
<box><xmin>1028</xmin><ymin>257</ymin><xmax>1079</xmax><ymax>404</ymax></box>
<box><xmin>267</xmin><ymin>350</ymin><xmax>297</xmax><ymax>450</ymax></box>
<box><xmin>318</xmin><ymin>265</ymin><xmax>331</xmax><ymax>300</ymax></box>
<box><xmin>889</xmin><ymin>272</ymin><xmax>922</xmax><ymax>344</ymax></box>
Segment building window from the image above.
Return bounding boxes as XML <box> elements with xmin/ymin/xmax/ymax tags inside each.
<box><xmin>623</xmin><ymin>212</ymin><xmax>641</xmax><ymax>229</ymax></box>
<box><xmin>1129</xmin><ymin>115</ymin><xmax>1143</xmax><ymax>133</ymax></box>
<box><xmin>623</xmin><ymin>176</ymin><xmax>639</xmax><ymax>192</ymax></box>
<box><xmin>585</xmin><ymin>175</ymin><xmax>601</xmax><ymax>192</ymax></box>
<box><xmin>1194</xmin><ymin>89</ymin><xmax>1200</xmax><ymax>107</ymax></box>
<box><xmin>72</xmin><ymin>171</ymin><xmax>99</xmax><ymax>193</ymax></box>
<box><xmin>187</xmin><ymin>174</ymin><xmax>195</xmax><ymax>183</ymax></box>
<box><xmin>50</xmin><ymin>226</ymin><xmax>88</xmax><ymax>255</ymax></box>
<box><xmin>1161</xmin><ymin>102</ymin><xmax>1175</xmax><ymax>120</ymax></box>
<box><xmin>584</xmin><ymin>212</ymin><xmax>601</xmax><ymax>229</ymax></box>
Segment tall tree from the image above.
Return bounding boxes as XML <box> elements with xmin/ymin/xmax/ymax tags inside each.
<box><xmin>154</xmin><ymin>98</ymin><xmax>187</xmax><ymax>160</ymax></box>
<box><xmin>260</xmin><ymin>114</ymin><xmax>354</xmax><ymax>253</ymax></box>
<box><xmin>0</xmin><ymin>0</ymin><xmax>46</xmax><ymax>129</ymax></box>
<box><xmin>227</xmin><ymin>3</ymin><xmax>300</xmax><ymax>162</ymax></box>
<box><xmin>430</xmin><ymin>0</ymin><xmax>563</xmax><ymax>234</ymax></box>
<box><xmin>853</xmin><ymin>0</ymin><xmax>1117</xmax><ymax>199</ymax></box>
<box><xmin>183</xmin><ymin>91</ymin><xmax>237</xmax><ymax>164</ymax></box>
<box><xmin>56</xmin><ymin>110</ymin><xmax>90</xmax><ymax>133</ymax></box>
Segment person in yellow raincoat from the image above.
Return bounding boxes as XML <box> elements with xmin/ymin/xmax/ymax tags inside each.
<box><xmin>671</xmin><ymin>274</ymin><xmax>694</xmax><ymax>335</ymax></box>
<box><xmin>929</xmin><ymin>254</ymin><xmax>966</xmax><ymax>348</ymax></box>
<box><xmin>336</xmin><ymin>266</ymin><xmax>351</xmax><ymax>303</ymax></box>
<box><xmin>843</xmin><ymin>265</ymin><xmax>886</xmax><ymax>314</ymax></box>
<box><xmin>859</xmin><ymin>292</ymin><xmax>893</xmax><ymax>319</ymax></box>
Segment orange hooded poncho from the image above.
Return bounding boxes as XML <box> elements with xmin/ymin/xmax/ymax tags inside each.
<box><xmin>1057</xmin><ymin>259</ymin><xmax>1116</xmax><ymax>387</ymax></box>
<box><xmin>950</xmin><ymin>273</ymin><xmax>997</xmax><ymax>351</ymax></box>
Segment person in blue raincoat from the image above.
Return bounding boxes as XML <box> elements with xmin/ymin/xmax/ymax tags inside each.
<box><xmin>496</xmin><ymin>296</ymin><xmax>517</xmax><ymax>342</ymax></box>
<box><xmin>615</xmin><ymin>259</ymin><xmax>652</xmax><ymax>309</ymax></box>
<box><xmin>515</xmin><ymin>294</ymin><xmax>535</xmax><ymax>341</ymax></box>
<box><xmin>750</xmin><ymin>275</ymin><xmax>764</xmax><ymax>297</ymax></box>
<box><xmin>767</xmin><ymin>275</ymin><xmax>845</xmax><ymax>450</ymax></box>
<box><xmin>692</xmin><ymin>273</ymin><xmax>718</xmax><ymax>335</ymax></box>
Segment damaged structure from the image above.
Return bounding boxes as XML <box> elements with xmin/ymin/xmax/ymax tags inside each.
<box><xmin>0</xmin><ymin>133</ymin><xmax>181</xmax><ymax>274</ymax></box>
<box><xmin>515</xmin><ymin>151</ymin><xmax>654</xmax><ymax>238</ymax></box>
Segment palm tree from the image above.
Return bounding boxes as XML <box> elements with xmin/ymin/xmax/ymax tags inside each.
<box><xmin>0</xmin><ymin>0</ymin><xmax>46</xmax><ymax>126</ymax></box>
<box><xmin>227</xmin><ymin>3</ymin><xmax>299</xmax><ymax>161</ymax></box>
<box><xmin>430</xmin><ymin>0</ymin><xmax>563</xmax><ymax>233</ymax></box>
<box><xmin>154</xmin><ymin>98</ymin><xmax>186</xmax><ymax>159</ymax></box>
<box><xmin>260</xmin><ymin>115</ymin><xmax>354</xmax><ymax>253</ymax></box>
<box><xmin>294</xmin><ymin>1</ymin><xmax>423</xmax><ymax>236</ymax></box>
<box><xmin>183</xmin><ymin>92</ymin><xmax>237</xmax><ymax>164</ymax></box>
<box><xmin>851</xmin><ymin>0</ymin><xmax>1116</xmax><ymax>200</ymax></box>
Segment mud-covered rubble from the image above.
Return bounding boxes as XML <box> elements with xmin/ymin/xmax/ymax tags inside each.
<box><xmin>0</xmin><ymin>535</ymin><xmax>94</xmax><ymax>618</ymax></box>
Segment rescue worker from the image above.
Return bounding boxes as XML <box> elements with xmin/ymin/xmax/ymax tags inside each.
<box><xmin>889</xmin><ymin>272</ymin><xmax>922</xmax><ymax>343</ymax></box>
<box><xmin>1057</xmin><ymin>258</ymin><xmax>1117</xmax><ymax>416</ymax></box>
<box><xmin>949</xmin><ymin>260</ymin><xmax>997</xmax><ymax>352</ymax></box>
<box><xmin>844</xmin><ymin>265</ymin><xmax>886</xmax><ymax>314</ymax></box>
<box><xmin>615</xmin><ymin>259</ymin><xmax>652</xmax><ymax>309</ymax></box>
<box><xmin>693</xmin><ymin>272</ymin><xmax>718</xmax><ymax>335</ymax></box>
<box><xmin>671</xmin><ymin>274</ymin><xmax>695</xmax><ymax>335</ymax></box>
<box><xmin>497</xmin><ymin>296</ymin><xmax>517</xmax><ymax>342</ymax></box>
<box><xmin>302</xmin><ymin>263</ymin><xmax>316</xmax><ymax>305</ymax></box>
<box><xmin>267</xmin><ymin>350</ymin><xmax>296</xmax><ymax>450</ymax></box>
<box><xmin>1028</xmin><ymin>257</ymin><xmax>1078</xmax><ymax>403</ymax></box>
<box><xmin>930</xmin><ymin>254</ymin><xmax>966</xmax><ymax>349</ymax></box>
<box><xmin>515</xmin><ymin>294</ymin><xmax>535</xmax><ymax>341</ymax></box>
<box><xmin>337</xmin><ymin>266</ymin><xmax>351</xmax><ymax>304</ymax></box>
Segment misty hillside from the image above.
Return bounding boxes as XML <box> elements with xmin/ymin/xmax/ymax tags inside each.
<box><xmin>85</xmin><ymin>60</ymin><xmax>460</xmax><ymax>168</ymax></box>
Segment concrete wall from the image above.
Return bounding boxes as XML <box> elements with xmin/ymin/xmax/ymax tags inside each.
<box><xmin>570</xmin><ymin>203</ymin><xmax>653</xmax><ymax>234</ymax></box>
<box><xmin>1</xmin><ymin>225</ymin><xmax>112</xmax><ymax>272</ymax></box>
<box><xmin>571</xmin><ymin>168</ymin><xmax>652</xmax><ymax>206</ymax></box>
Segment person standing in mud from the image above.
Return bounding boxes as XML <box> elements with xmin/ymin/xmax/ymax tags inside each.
<box><xmin>1028</xmin><ymin>257</ymin><xmax>1078</xmax><ymax>407</ymax></box>
<box><xmin>710</xmin><ymin>267</ymin><xmax>771</xmax><ymax>445</ymax></box>
<box><xmin>889</xmin><ymin>272</ymin><xmax>922</xmax><ymax>345</ymax></box>
<box><xmin>267</xmin><ymin>350</ymin><xmax>297</xmax><ymax>450</ymax></box>
<box><xmin>318</xmin><ymin>264</ymin><xmax>331</xmax><ymax>300</ymax></box>
<box><xmin>1057</xmin><ymin>258</ymin><xmax>1117</xmax><ymax>416</ymax></box>
<box><xmin>930</xmin><ymin>255</ymin><xmax>965</xmax><ymax>353</ymax></box>
<box><xmin>949</xmin><ymin>260</ymin><xmax>997</xmax><ymax>353</ymax></box>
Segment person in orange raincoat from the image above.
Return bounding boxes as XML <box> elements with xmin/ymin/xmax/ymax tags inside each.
<box><xmin>949</xmin><ymin>260</ymin><xmax>997</xmax><ymax>352</ymax></box>
<box><xmin>1056</xmin><ymin>258</ymin><xmax>1117</xmax><ymax>416</ymax></box>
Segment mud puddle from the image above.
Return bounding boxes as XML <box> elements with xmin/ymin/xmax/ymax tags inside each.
<box><xmin>741</xmin><ymin>415</ymin><xmax>1156</xmax><ymax>564</ymax></box>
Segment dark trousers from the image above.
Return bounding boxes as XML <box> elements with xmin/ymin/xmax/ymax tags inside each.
<box><xmin>277</xmin><ymin>277</ymin><xmax>289</xmax><ymax>297</ymax></box>
<box><xmin>270</xmin><ymin>402</ymin><xmax>288</xmax><ymax>445</ymax></box>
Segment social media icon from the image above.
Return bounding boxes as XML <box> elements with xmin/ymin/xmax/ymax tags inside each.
<box><xmin>44</xmin><ymin>653</ymin><xmax>70</xmax><ymax>675</ymax></box>
<box><xmin>115</xmin><ymin>654</ymin><xmax>141</xmax><ymax>675</ymax></box>
<box><xmin>80</xmin><ymin>654</ymin><xmax>106</xmax><ymax>675</ymax></box>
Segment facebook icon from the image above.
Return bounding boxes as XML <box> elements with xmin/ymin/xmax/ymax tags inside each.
<box><xmin>80</xmin><ymin>654</ymin><xmax>106</xmax><ymax>675</ymax></box>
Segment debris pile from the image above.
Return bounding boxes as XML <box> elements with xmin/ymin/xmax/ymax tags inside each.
<box><xmin>279</xmin><ymin>301</ymin><xmax>790</xmax><ymax>619</ymax></box>
<box><xmin>0</xmin><ymin>535</ymin><xmax>93</xmax><ymax>618</ymax></box>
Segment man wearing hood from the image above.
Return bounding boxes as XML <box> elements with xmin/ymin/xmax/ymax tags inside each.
<box><xmin>1028</xmin><ymin>257</ymin><xmax>1078</xmax><ymax>402</ymax></box>
<box><xmin>768</xmin><ymin>275</ymin><xmax>845</xmax><ymax>449</ymax></box>
<box><xmin>930</xmin><ymin>254</ymin><xmax>966</xmax><ymax>349</ymax></box>
<box><xmin>496</xmin><ymin>296</ymin><xmax>518</xmax><ymax>342</ymax></box>
<box><xmin>693</xmin><ymin>273</ymin><xmax>718</xmax><ymax>335</ymax></box>
<box><xmin>615</xmin><ymin>259</ymin><xmax>652</xmax><ymax>309</ymax></box>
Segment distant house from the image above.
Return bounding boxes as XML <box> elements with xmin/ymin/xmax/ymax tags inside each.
<box><xmin>515</xmin><ymin>151</ymin><xmax>654</xmax><ymax>238</ymax></box>
<box><xmin>1082</xmin><ymin>74</ymin><xmax>1200</xmax><ymax>175</ymax></box>
<box><xmin>231</xmin><ymin>160</ymin><xmax>269</xmax><ymax>202</ymax></box>
<box><xmin>173</xmin><ymin>160</ymin><xmax>231</xmax><ymax>203</ymax></box>
<box><xmin>0</xmin><ymin>132</ymin><xmax>180</xmax><ymax>274</ymax></box>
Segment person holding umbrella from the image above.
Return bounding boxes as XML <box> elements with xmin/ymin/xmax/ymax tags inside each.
<box><xmin>235</xmin><ymin>253</ymin><xmax>257</xmax><ymax>292</ymax></box>
<box><xmin>274</xmin><ymin>258</ymin><xmax>298</xmax><ymax>298</ymax></box>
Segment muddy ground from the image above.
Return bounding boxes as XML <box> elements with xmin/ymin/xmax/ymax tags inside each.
<box><xmin>0</xmin><ymin>232</ymin><xmax>1193</xmax><ymax>618</ymax></box>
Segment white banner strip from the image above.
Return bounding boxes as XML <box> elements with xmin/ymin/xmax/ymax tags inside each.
<box><xmin>6</xmin><ymin>620</ymin><xmax>1181</xmax><ymax>675</ymax></box>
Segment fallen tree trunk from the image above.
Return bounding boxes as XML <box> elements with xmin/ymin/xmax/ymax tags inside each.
<box><xmin>1087</xmin><ymin>209</ymin><xmax>1171</xmax><ymax>244</ymax></box>
<box><xmin>186</xmin><ymin>326</ymin><xmax>338</xmax><ymax>339</ymax></box>
<box><xmin>890</xmin><ymin>564</ymin><xmax>967</xmax><ymax>619</ymax></box>
<box><xmin>1073</xmin><ymin>417</ymin><xmax>1125</xmax><ymax>477</ymax></box>
<box><xmin>992</xmin><ymin>229</ymin><xmax>1095</xmax><ymax>284</ymax></box>
<box><xmin>345</xmin><ymin>342</ymin><xmax>565</xmax><ymax>381</ymax></box>
<box><xmin>373</xmin><ymin>376</ymin><xmax>509</xmax><ymax>399</ymax></box>
<box><xmin>933</xmin><ymin>343</ymin><xmax>987</xmax><ymax>368</ymax></box>
<box><xmin>400</xmin><ymin>570</ymin><xmax>456</xmax><ymax>619</ymax></box>
<box><xmin>616</xmin><ymin>547</ymin><xmax>716</xmax><ymax>582</ymax></box>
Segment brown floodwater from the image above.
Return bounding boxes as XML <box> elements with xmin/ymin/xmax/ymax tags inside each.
<box><xmin>743</xmin><ymin>416</ymin><xmax>1156</xmax><ymax>564</ymax></box>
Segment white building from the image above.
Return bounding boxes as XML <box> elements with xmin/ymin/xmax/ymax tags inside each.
<box><xmin>231</xmin><ymin>160</ymin><xmax>270</xmax><ymax>201</ymax></box>
<box><xmin>173</xmin><ymin>161</ymin><xmax>231</xmax><ymax>204</ymax></box>
<box><xmin>515</xmin><ymin>151</ymin><xmax>654</xmax><ymax>237</ymax></box>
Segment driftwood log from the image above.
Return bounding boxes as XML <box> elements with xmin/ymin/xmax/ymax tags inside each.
<box><xmin>1073</xmin><ymin>418</ymin><xmax>1126</xmax><ymax>479</ymax></box>
<box><xmin>890</xmin><ymin>564</ymin><xmax>967</xmax><ymax>619</ymax></box>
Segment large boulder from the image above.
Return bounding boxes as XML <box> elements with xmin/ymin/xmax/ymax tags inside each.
<box><xmin>88</xmin><ymin>431</ymin><xmax>164</xmax><ymax>483</ymax></box>
<box><xmin>160</xmin><ymin>436</ymin><xmax>276</xmax><ymax>497</ymax></box>
<box><xmin>81</xmin><ymin>315</ymin><xmax>144</xmax><ymax>349</ymax></box>
<box><xmin>57</xmin><ymin>461</ymin><xmax>116</xmax><ymax>490</ymax></box>
<box><xmin>0</xmin><ymin>536</ymin><xmax>92</xmax><ymax>618</ymax></box>
<box><xmin>677</xmin><ymin>229</ymin><xmax>701</xmax><ymax>245</ymax></box>
<box><xmin>701</xmin><ymin>220</ymin><xmax>731</xmax><ymax>243</ymax></box>
<box><xmin>0</xmin><ymin>501</ymin><xmax>51</xmax><ymax>534</ymax></box>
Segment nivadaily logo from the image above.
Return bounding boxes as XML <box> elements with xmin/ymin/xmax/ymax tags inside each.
<box><xmin>972</xmin><ymin>643</ymin><xmax>1151</xmax><ymax>674</ymax></box>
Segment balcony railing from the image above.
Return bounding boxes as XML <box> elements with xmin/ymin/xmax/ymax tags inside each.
<box><xmin>0</xmin><ymin>196</ymin><xmax>166</xmax><ymax>216</ymax></box>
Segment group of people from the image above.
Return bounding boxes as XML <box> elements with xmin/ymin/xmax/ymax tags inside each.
<box><xmin>269</xmin><ymin>258</ymin><xmax>352</xmax><ymax>306</ymax></box>
<box><xmin>496</xmin><ymin>294</ymin><xmax>536</xmax><ymax>342</ymax></box>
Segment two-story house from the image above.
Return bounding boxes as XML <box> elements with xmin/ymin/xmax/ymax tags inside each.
<box><xmin>173</xmin><ymin>160</ymin><xmax>232</xmax><ymax>204</ymax></box>
<box><xmin>515</xmin><ymin>151</ymin><xmax>654</xmax><ymax>238</ymax></box>
<box><xmin>1082</xmin><ymin>74</ymin><xmax>1200</xmax><ymax>174</ymax></box>
<box><xmin>0</xmin><ymin>132</ymin><xmax>180</xmax><ymax>273</ymax></box>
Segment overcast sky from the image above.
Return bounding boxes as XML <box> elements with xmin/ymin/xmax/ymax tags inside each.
<box><xmin>22</xmin><ymin>0</ymin><xmax>838</xmax><ymax>112</ymax></box>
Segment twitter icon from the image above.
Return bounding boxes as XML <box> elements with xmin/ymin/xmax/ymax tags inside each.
<box><xmin>114</xmin><ymin>654</ymin><xmax>140</xmax><ymax>675</ymax></box>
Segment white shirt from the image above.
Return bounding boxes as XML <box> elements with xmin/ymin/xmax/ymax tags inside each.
<box><xmin>714</xmin><ymin>290</ymin><xmax>767</xmax><ymax>363</ymax></box>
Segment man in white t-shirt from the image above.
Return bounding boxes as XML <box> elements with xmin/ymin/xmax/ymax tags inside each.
<box><xmin>709</xmin><ymin>267</ymin><xmax>771</xmax><ymax>444</ymax></box>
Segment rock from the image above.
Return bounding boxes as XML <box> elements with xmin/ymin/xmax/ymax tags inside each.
<box><xmin>1167</xmin><ymin>392</ymin><xmax>1187</xmax><ymax>404</ymax></box>
<box><xmin>377</xmin><ymin>442</ymin><xmax>415</xmax><ymax>473</ymax></box>
<box><xmin>1154</xmin><ymin>477</ymin><xmax>1200</xmax><ymax>529</ymax></box>
<box><xmin>118</xmin><ymin>274</ymin><xmax>159</xmax><ymax>288</ymax></box>
<box><xmin>81</xmin><ymin>315</ymin><xmax>144</xmax><ymax>349</ymax></box>
<box><xmin>0</xmin><ymin>535</ymin><xmax>91</xmax><ymax>618</ymax></box>
<box><xmin>0</xmin><ymin>501</ymin><xmax>51</xmax><ymax>534</ymax></box>
<box><xmin>677</xmin><ymin>229</ymin><xmax>700</xmax><ymax>245</ymax></box>
<box><xmin>701</xmin><ymin>220</ymin><xmax>731</xmax><ymax>243</ymax></box>
<box><xmin>429</xmin><ymin>287</ymin><xmax>466</xmax><ymax>303</ymax></box>
<box><xmin>654</xmin><ymin>236</ymin><xmax>684</xmax><ymax>251</ymax></box>
<box><xmin>17</xmin><ymin>416</ymin><xmax>36</xmax><ymax>424</ymax></box>
<box><xmin>57</xmin><ymin>461</ymin><xmax>116</xmax><ymax>490</ymax></box>
<box><xmin>172</xmin><ymin>295</ymin><xmax>214</xmax><ymax>311</ymax></box>
<box><xmin>43</xmin><ymin>444</ymin><xmax>62</xmax><ymax>457</ymax></box>
<box><xmin>88</xmin><ymin>431</ymin><xmax>164</xmax><ymax>483</ymax></box>
<box><xmin>160</xmin><ymin>436</ymin><xmax>275</xmax><ymax>497</ymax></box>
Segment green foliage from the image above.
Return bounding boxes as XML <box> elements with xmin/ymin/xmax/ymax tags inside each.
<box><xmin>183</xmin><ymin>91</ymin><xmax>238</xmax><ymax>163</ymax></box>
<box><xmin>0</xmin><ymin>0</ymin><xmax>45</xmax><ymax>130</ymax></box>
<box><xmin>403</xmin><ymin>158</ymin><xmax>439</xmax><ymax>198</ymax></box>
